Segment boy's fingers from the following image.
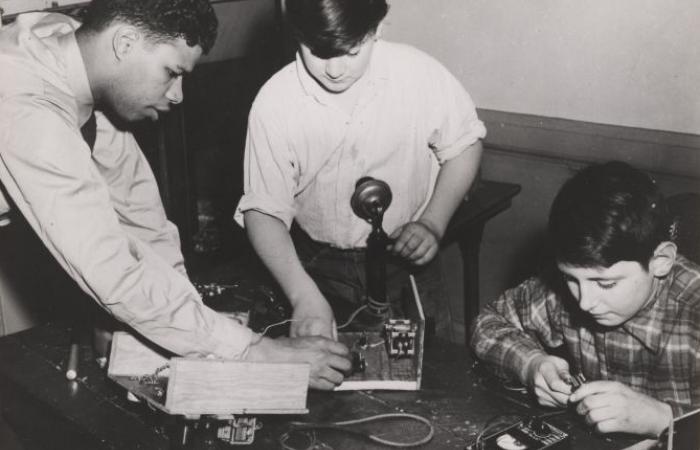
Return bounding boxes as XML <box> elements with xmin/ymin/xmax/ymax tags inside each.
<box><xmin>570</xmin><ymin>380</ymin><xmax>613</xmax><ymax>402</ymax></box>
<box><xmin>550</xmin><ymin>378</ymin><xmax>573</xmax><ymax>394</ymax></box>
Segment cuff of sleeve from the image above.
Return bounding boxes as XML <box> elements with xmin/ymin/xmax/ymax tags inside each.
<box><xmin>516</xmin><ymin>348</ymin><xmax>548</xmax><ymax>385</ymax></box>
<box><xmin>667</xmin><ymin>400</ymin><xmax>697</xmax><ymax>419</ymax></box>
<box><xmin>234</xmin><ymin>192</ymin><xmax>296</xmax><ymax>229</ymax></box>
<box><xmin>207</xmin><ymin>314</ymin><xmax>255</xmax><ymax>360</ymax></box>
<box><xmin>433</xmin><ymin>120</ymin><xmax>487</xmax><ymax>164</ymax></box>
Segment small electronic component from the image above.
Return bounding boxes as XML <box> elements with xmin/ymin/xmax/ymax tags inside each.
<box><xmin>217</xmin><ymin>416</ymin><xmax>260</xmax><ymax>446</ymax></box>
<box><xmin>466</xmin><ymin>417</ymin><xmax>569</xmax><ymax>450</ymax></box>
<box><xmin>568</xmin><ymin>373</ymin><xmax>586</xmax><ymax>392</ymax></box>
<box><xmin>384</xmin><ymin>319</ymin><xmax>417</xmax><ymax>358</ymax></box>
<box><xmin>351</xmin><ymin>351</ymin><xmax>367</xmax><ymax>374</ymax></box>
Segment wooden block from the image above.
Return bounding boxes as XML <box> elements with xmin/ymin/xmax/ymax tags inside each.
<box><xmin>166</xmin><ymin>359</ymin><xmax>308</xmax><ymax>415</ymax></box>
<box><xmin>108</xmin><ymin>332</ymin><xmax>169</xmax><ymax>377</ymax></box>
<box><xmin>107</xmin><ymin>331</ymin><xmax>309</xmax><ymax>416</ymax></box>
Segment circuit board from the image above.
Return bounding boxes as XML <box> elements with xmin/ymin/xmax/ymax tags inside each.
<box><xmin>335</xmin><ymin>276</ymin><xmax>425</xmax><ymax>391</ymax></box>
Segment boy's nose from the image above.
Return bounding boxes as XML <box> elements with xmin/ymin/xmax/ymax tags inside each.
<box><xmin>577</xmin><ymin>284</ymin><xmax>597</xmax><ymax>312</ymax></box>
<box><xmin>325</xmin><ymin>57</ymin><xmax>346</xmax><ymax>79</ymax></box>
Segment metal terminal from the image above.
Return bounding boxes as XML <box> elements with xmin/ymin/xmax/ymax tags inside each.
<box><xmin>217</xmin><ymin>416</ymin><xmax>260</xmax><ymax>445</ymax></box>
<box><xmin>569</xmin><ymin>373</ymin><xmax>586</xmax><ymax>392</ymax></box>
<box><xmin>351</xmin><ymin>351</ymin><xmax>367</xmax><ymax>374</ymax></box>
<box><xmin>384</xmin><ymin>319</ymin><xmax>417</xmax><ymax>358</ymax></box>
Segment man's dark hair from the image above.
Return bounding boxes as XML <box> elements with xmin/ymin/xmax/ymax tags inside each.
<box><xmin>78</xmin><ymin>0</ymin><xmax>218</xmax><ymax>54</ymax></box>
<box><xmin>548</xmin><ymin>161</ymin><xmax>670</xmax><ymax>269</ymax></box>
<box><xmin>285</xmin><ymin>0</ymin><xmax>388</xmax><ymax>59</ymax></box>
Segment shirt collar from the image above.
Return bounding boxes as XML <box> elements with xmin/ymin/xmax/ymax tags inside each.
<box><xmin>58</xmin><ymin>30</ymin><xmax>94</xmax><ymax>127</ymax></box>
<box><xmin>294</xmin><ymin>39</ymin><xmax>389</xmax><ymax>107</ymax></box>
<box><xmin>621</xmin><ymin>275</ymin><xmax>670</xmax><ymax>353</ymax></box>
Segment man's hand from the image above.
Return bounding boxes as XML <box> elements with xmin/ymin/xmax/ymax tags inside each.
<box><xmin>388</xmin><ymin>220</ymin><xmax>440</xmax><ymax>265</ymax></box>
<box><xmin>246</xmin><ymin>335</ymin><xmax>351</xmax><ymax>390</ymax></box>
<box><xmin>524</xmin><ymin>354</ymin><xmax>573</xmax><ymax>407</ymax></box>
<box><xmin>290</xmin><ymin>295</ymin><xmax>336</xmax><ymax>339</ymax></box>
<box><xmin>569</xmin><ymin>381</ymin><xmax>673</xmax><ymax>436</ymax></box>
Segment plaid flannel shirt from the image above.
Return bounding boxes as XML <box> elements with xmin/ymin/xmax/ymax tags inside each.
<box><xmin>471</xmin><ymin>255</ymin><xmax>700</xmax><ymax>416</ymax></box>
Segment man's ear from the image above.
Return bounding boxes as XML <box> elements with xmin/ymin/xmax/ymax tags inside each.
<box><xmin>649</xmin><ymin>241</ymin><xmax>677</xmax><ymax>277</ymax></box>
<box><xmin>112</xmin><ymin>26</ymin><xmax>141</xmax><ymax>61</ymax></box>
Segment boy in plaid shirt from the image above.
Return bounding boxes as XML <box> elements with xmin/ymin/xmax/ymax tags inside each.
<box><xmin>472</xmin><ymin>161</ymin><xmax>700</xmax><ymax>437</ymax></box>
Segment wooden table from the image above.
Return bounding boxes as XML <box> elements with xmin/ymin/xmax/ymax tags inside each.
<box><xmin>0</xmin><ymin>323</ymin><xmax>642</xmax><ymax>449</ymax></box>
<box><xmin>443</xmin><ymin>180</ymin><xmax>521</xmax><ymax>344</ymax></box>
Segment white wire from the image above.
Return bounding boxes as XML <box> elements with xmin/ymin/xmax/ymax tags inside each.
<box><xmin>336</xmin><ymin>304</ymin><xmax>368</xmax><ymax>330</ymax></box>
<box><xmin>259</xmin><ymin>318</ymin><xmax>297</xmax><ymax>336</ymax></box>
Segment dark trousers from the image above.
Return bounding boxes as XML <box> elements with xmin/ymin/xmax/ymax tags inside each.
<box><xmin>291</xmin><ymin>224</ymin><xmax>454</xmax><ymax>340</ymax></box>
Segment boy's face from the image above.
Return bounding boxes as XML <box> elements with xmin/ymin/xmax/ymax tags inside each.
<box><xmin>298</xmin><ymin>36</ymin><xmax>376</xmax><ymax>94</ymax></box>
<box><xmin>557</xmin><ymin>261</ymin><xmax>656</xmax><ymax>327</ymax></box>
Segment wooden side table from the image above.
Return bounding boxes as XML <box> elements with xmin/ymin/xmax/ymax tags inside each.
<box><xmin>443</xmin><ymin>180</ymin><xmax>521</xmax><ymax>345</ymax></box>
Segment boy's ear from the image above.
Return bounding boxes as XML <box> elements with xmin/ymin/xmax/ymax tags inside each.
<box><xmin>374</xmin><ymin>21</ymin><xmax>384</xmax><ymax>40</ymax></box>
<box><xmin>649</xmin><ymin>241</ymin><xmax>677</xmax><ymax>277</ymax></box>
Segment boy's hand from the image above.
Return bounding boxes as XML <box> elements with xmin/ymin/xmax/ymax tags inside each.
<box><xmin>290</xmin><ymin>296</ymin><xmax>336</xmax><ymax>339</ymax></box>
<box><xmin>388</xmin><ymin>220</ymin><xmax>440</xmax><ymax>265</ymax></box>
<box><xmin>524</xmin><ymin>354</ymin><xmax>573</xmax><ymax>407</ymax></box>
<box><xmin>569</xmin><ymin>381</ymin><xmax>673</xmax><ymax>436</ymax></box>
<box><xmin>246</xmin><ymin>335</ymin><xmax>351</xmax><ymax>390</ymax></box>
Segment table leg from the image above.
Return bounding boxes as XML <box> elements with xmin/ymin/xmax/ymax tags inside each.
<box><xmin>458</xmin><ymin>223</ymin><xmax>485</xmax><ymax>347</ymax></box>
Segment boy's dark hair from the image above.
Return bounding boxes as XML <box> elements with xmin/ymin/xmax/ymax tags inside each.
<box><xmin>78</xmin><ymin>0</ymin><xmax>218</xmax><ymax>54</ymax></box>
<box><xmin>548</xmin><ymin>161</ymin><xmax>670</xmax><ymax>269</ymax></box>
<box><xmin>285</xmin><ymin>0</ymin><xmax>388</xmax><ymax>59</ymax></box>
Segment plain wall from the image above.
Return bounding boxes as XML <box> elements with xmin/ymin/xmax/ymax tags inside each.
<box><xmin>383</xmin><ymin>0</ymin><xmax>700</xmax><ymax>341</ymax></box>
<box><xmin>383</xmin><ymin>0</ymin><xmax>700</xmax><ymax>134</ymax></box>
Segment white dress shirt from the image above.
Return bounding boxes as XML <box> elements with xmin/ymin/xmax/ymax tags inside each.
<box><xmin>235</xmin><ymin>40</ymin><xmax>486</xmax><ymax>248</ymax></box>
<box><xmin>0</xmin><ymin>13</ymin><xmax>253</xmax><ymax>358</ymax></box>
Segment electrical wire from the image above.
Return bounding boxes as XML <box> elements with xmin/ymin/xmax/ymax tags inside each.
<box><xmin>471</xmin><ymin>409</ymin><xmax>569</xmax><ymax>449</ymax></box>
<box><xmin>279</xmin><ymin>412</ymin><xmax>434</xmax><ymax>449</ymax></box>
<box><xmin>259</xmin><ymin>318</ymin><xmax>297</xmax><ymax>336</ymax></box>
<box><xmin>336</xmin><ymin>304</ymin><xmax>368</xmax><ymax>330</ymax></box>
<box><xmin>473</xmin><ymin>414</ymin><xmax>524</xmax><ymax>449</ymax></box>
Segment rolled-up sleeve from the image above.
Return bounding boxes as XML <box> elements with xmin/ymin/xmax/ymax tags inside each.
<box><xmin>234</xmin><ymin>99</ymin><xmax>298</xmax><ymax>229</ymax></box>
<box><xmin>425</xmin><ymin>60</ymin><xmax>486</xmax><ymax>165</ymax></box>
<box><xmin>0</xmin><ymin>96</ymin><xmax>253</xmax><ymax>359</ymax></box>
<box><xmin>471</xmin><ymin>278</ymin><xmax>563</xmax><ymax>382</ymax></box>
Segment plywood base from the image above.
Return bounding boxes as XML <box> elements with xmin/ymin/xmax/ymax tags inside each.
<box><xmin>108</xmin><ymin>332</ymin><xmax>309</xmax><ymax>416</ymax></box>
<box><xmin>335</xmin><ymin>276</ymin><xmax>425</xmax><ymax>391</ymax></box>
<box><xmin>336</xmin><ymin>330</ymin><xmax>420</xmax><ymax>391</ymax></box>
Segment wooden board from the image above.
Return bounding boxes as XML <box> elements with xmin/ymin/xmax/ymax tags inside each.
<box><xmin>335</xmin><ymin>275</ymin><xmax>425</xmax><ymax>391</ymax></box>
<box><xmin>107</xmin><ymin>332</ymin><xmax>169</xmax><ymax>377</ymax></box>
<box><xmin>166</xmin><ymin>358</ymin><xmax>308</xmax><ymax>415</ymax></box>
<box><xmin>108</xmin><ymin>331</ymin><xmax>309</xmax><ymax>416</ymax></box>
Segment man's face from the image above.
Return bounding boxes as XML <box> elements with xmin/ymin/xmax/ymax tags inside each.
<box><xmin>108</xmin><ymin>37</ymin><xmax>202</xmax><ymax>122</ymax></box>
<box><xmin>298</xmin><ymin>37</ymin><xmax>376</xmax><ymax>94</ymax></box>
<box><xmin>557</xmin><ymin>261</ymin><xmax>656</xmax><ymax>327</ymax></box>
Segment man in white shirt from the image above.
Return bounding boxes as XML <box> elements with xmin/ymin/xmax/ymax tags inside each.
<box><xmin>236</xmin><ymin>0</ymin><xmax>486</xmax><ymax>340</ymax></box>
<box><xmin>0</xmin><ymin>0</ymin><xmax>350</xmax><ymax>390</ymax></box>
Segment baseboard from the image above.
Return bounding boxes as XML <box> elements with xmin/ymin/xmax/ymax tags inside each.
<box><xmin>478</xmin><ymin>109</ymin><xmax>700</xmax><ymax>181</ymax></box>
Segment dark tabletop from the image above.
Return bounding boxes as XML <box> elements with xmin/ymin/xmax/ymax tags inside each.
<box><xmin>0</xmin><ymin>323</ymin><xmax>646</xmax><ymax>450</ymax></box>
